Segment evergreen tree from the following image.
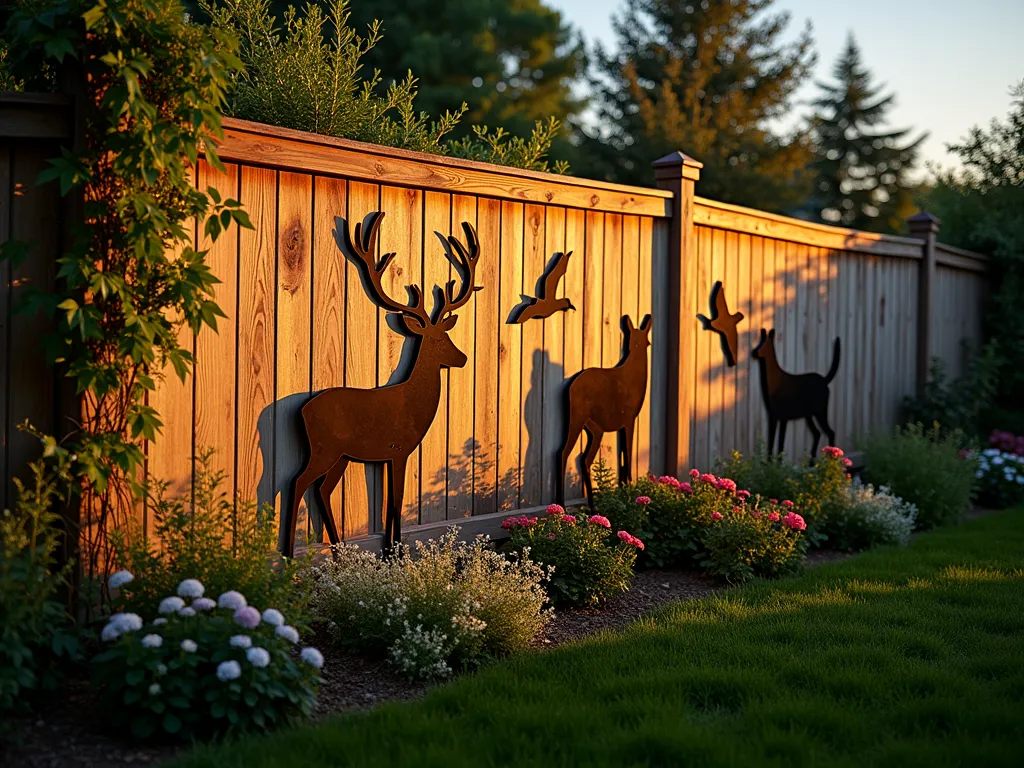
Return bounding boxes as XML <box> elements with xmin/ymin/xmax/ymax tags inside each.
<box><xmin>576</xmin><ymin>0</ymin><xmax>816</xmax><ymax>211</ymax></box>
<box><xmin>808</xmin><ymin>35</ymin><xmax>926</xmax><ymax>232</ymax></box>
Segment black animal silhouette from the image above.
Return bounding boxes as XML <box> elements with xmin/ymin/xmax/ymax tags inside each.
<box><xmin>697</xmin><ymin>280</ymin><xmax>744</xmax><ymax>366</ymax></box>
<box><xmin>284</xmin><ymin>211</ymin><xmax>483</xmax><ymax>557</ymax></box>
<box><xmin>559</xmin><ymin>315</ymin><xmax>651</xmax><ymax>507</ymax></box>
<box><xmin>752</xmin><ymin>328</ymin><xmax>840</xmax><ymax>457</ymax></box>
<box><xmin>509</xmin><ymin>250</ymin><xmax>576</xmax><ymax>323</ymax></box>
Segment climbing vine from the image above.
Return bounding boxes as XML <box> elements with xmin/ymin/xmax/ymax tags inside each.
<box><xmin>1</xmin><ymin>0</ymin><xmax>250</xmax><ymax>602</ymax></box>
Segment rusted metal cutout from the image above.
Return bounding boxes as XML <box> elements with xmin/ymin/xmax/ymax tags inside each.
<box><xmin>508</xmin><ymin>250</ymin><xmax>576</xmax><ymax>323</ymax></box>
<box><xmin>697</xmin><ymin>280</ymin><xmax>744</xmax><ymax>366</ymax></box>
<box><xmin>752</xmin><ymin>328</ymin><xmax>840</xmax><ymax>457</ymax></box>
<box><xmin>559</xmin><ymin>315</ymin><xmax>652</xmax><ymax>507</ymax></box>
<box><xmin>283</xmin><ymin>211</ymin><xmax>483</xmax><ymax>557</ymax></box>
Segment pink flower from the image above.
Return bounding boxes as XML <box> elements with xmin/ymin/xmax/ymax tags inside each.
<box><xmin>701</xmin><ymin>473</ymin><xmax>717</xmax><ymax>484</ymax></box>
<box><xmin>751</xmin><ymin>510</ymin><xmax>762</xmax><ymax>519</ymax></box>
<box><xmin>689</xmin><ymin>469</ymin><xmax>700</xmax><ymax>479</ymax></box>
<box><xmin>501</xmin><ymin>517</ymin><xmax>518</xmax><ymax>531</ymax></box>
<box><xmin>526</xmin><ymin>516</ymin><xmax>539</xmax><ymax>526</ymax></box>
<box><xmin>546</xmin><ymin>504</ymin><xmax>565</xmax><ymax>516</ymax></box>
<box><xmin>561</xmin><ymin>514</ymin><xmax>577</xmax><ymax>525</ymax></box>
<box><xmin>845</xmin><ymin>473</ymin><xmax>852</xmax><ymax>480</ymax></box>
<box><xmin>843</xmin><ymin>458</ymin><xmax>853</xmax><ymax>467</ymax></box>
<box><xmin>547</xmin><ymin>532</ymin><xmax>557</xmax><ymax>540</ymax></box>
<box><xmin>781</xmin><ymin>500</ymin><xmax>794</xmax><ymax>508</ymax></box>
<box><xmin>616</xmin><ymin>530</ymin><xmax>644</xmax><ymax>550</ymax></box>
<box><xmin>716</xmin><ymin>477</ymin><xmax>737</xmax><ymax>492</ymax></box>
<box><xmin>768</xmin><ymin>512</ymin><xmax>780</xmax><ymax>522</ymax></box>
<box><xmin>770</xmin><ymin>498</ymin><xmax>779</xmax><ymax>504</ymax></box>
<box><xmin>783</xmin><ymin>512</ymin><xmax>807</xmax><ymax>531</ymax></box>
<box><xmin>658</xmin><ymin>475</ymin><xmax>678</xmax><ymax>486</ymax></box>
<box><xmin>234</xmin><ymin>606</ymin><xmax>261</xmax><ymax>629</ymax></box>
<box><xmin>587</xmin><ymin>514</ymin><xmax>611</xmax><ymax>528</ymax></box>
<box><xmin>732</xmin><ymin>506</ymin><xmax>741</xmax><ymax>514</ymax></box>
<box><xmin>711</xmin><ymin>511</ymin><xmax>723</xmax><ymax>521</ymax></box>
<box><xmin>736</xmin><ymin>489</ymin><xmax>750</xmax><ymax>500</ymax></box>
<box><xmin>635</xmin><ymin>495</ymin><xmax>652</xmax><ymax>506</ymax></box>
<box><xmin>822</xmin><ymin>446</ymin><xmax>844</xmax><ymax>459</ymax></box>
<box><xmin>680</xmin><ymin>481</ymin><xmax>692</xmax><ymax>494</ymax></box>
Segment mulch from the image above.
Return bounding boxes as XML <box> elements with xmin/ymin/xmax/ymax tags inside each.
<box><xmin>0</xmin><ymin>541</ymin><xmax>891</xmax><ymax>768</ymax></box>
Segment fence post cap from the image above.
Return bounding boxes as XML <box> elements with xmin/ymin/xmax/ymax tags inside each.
<box><xmin>652</xmin><ymin>151</ymin><xmax>702</xmax><ymax>182</ymax></box>
<box><xmin>907</xmin><ymin>210</ymin><xmax>941</xmax><ymax>233</ymax></box>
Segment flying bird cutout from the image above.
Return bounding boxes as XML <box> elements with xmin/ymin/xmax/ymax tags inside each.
<box><xmin>697</xmin><ymin>280</ymin><xmax>744</xmax><ymax>366</ymax></box>
<box><xmin>508</xmin><ymin>250</ymin><xmax>576</xmax><ymax>323</ymax></box>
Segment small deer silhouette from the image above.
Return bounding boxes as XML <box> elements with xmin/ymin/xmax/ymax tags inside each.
<box><xmin>559</xmin><ymin>315</ymin><xmax>652</xmax><ymax>507</ymax></box>
<box><xmin>752</xmin><ymin>328</ymin><xmax>840</xmax><ymax>457</ymax></box>
<box><xmin>283</xmin><ymin>211</ymin><xmax>482</xmax><ymax>557</ymax></box>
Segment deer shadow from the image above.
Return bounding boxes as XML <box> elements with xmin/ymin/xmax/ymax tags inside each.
<box><xmin>520</xmin><ymin>347</ymin><xmax>576</xmax><ymax>508</ymax></box>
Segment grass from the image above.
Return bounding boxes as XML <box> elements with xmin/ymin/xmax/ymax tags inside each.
<box><xmin>178</xmin><ymin>511</ymin><xmax>1024</xmax><ymax>767</ymax></box>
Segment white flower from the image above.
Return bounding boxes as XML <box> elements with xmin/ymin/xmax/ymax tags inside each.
<box><xmin>300</xmin><ymin>647</ymin><xmax>324</xmax><ymax>669</ymax></box>
<box><xmin>193</xmin><ymin>597</ymin><xmax>217</xmax><ymax>612</ymax></box>
<box><xmin>112</xmin><ymin>612</ymin><xmax>144</xmax><ymax>632</ymax></box>
<box><xmin>180</xmin><ymin>639</ymin><xmax>198</xmax><ymax>653</ymax></box>
<box><xmin>101</xmin><ymin>623</ymin><xmax>121</xmax><ymax>642</ymax></box>
<box><xmin>218</xmin><ymin>591</ymin><xmax>247</xmax><ymax>610</ymax></box>
<box><xmin>141</xmin><ymin>634</ymin><xmax>163</xmax><ymax>649</ymax></box>
<box><xmin>275</xmin><ymin>625</ymin><xmax>300</xmax><ymax>644</ymax></box>
<box><xmin>109</xmin><ymin>570</ymin><xmax>134</xmax><ymax>590</ymax></box>
<box><xmin>246</xmin><ymin>647</ymin><xmax>271</xmax><ymax>668</ymax></box>
<box><xmin>178</xmin><ymin>606</ymin><xmax>196</xmax><ymax>617</ymax></box>
<box><xmin>993</xmin><ymin>456</ymin><xmax>1005</xmax><ymax>466</ymax></box>
<box><xmin>176</xmin><ymin>579</ymin><xmax>205</xmax><ymax>598</ymax></box>
<box><xmin>229</xmin><ymin>634</ymin><xmax>252</xmax><ymax>649</ymax></box>
<box><xmin>148</xmin><ymin>683</ymin><xmax>161</xmax><ymax>695</ymax></box>
<box><xmin>159</xmin><ymin>596</ymin><xmax>186</xmax><ymax>615</ymax></box>
<box><xmin>261</xmin><ymin>608</ymin><xmax>285</xmax><ymax>627</ymax></box>
<box><xmin>153</xmin><ymin>618</ymin><xmax>168</xmax><ymax>626</ymax></box>
<box><xmin>216</xmin><ymin>660</ymin><xmax>242</xmax><ymax>681</ymax></box>
<box><xmin>156</xmin><ymin>664</ymin><xmax>168</xmax><ymax>676</ymax></box>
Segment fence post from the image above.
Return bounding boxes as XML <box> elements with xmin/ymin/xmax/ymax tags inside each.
<box><xmin>653</xmin><ymin>151</ymin><xmax>702</xmax><ymax>476</ymax></box>
<box><xmin>907</xmin><ymin>211</ymin><xmax>940</xmax><ymax>396</ymax></box>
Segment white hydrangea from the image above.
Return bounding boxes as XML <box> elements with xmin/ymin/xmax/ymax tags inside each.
<box><xmin>110</xmin><ymin>613</ymin><xmax>143</xmax><ymax>633</ymax></box>
<box><xmin>229</xmin><ymin>634</ymin><xmax>252</xmax><ymax>649</ymax></box>
<box><xmin>141</xmin><ymin>634</ymin><xmax>163</xmax><ymax>649</ymax></box>
<box><xmin>177</xmin><ymin>579</ymin><xmax>205</xmax><ymax>598</ymax></box>
<box><xmin>153</xmin><ymin>617</ymin><xmax>168</xmax><ymax>626</ymax></box>
<box><xmin>148</xmin><ymin>683</ymin><xmax>161</xmax><ymax>695</ymax></box>
<box><xmin>245</xmin><ymin>647</ymin><xmax>271</xmax><ymax>669</ymax></box>
<box><xmin>180</xmin><ymin>639</ymin><xmax>198</xmax><ymax>653</ymax></box>
<box><xmin>108</xmin><ymin>570</ymin><xmax>134</xmax><ymax>590</ymax></box>
<box><xmin>158</xmin><ymin>596</ymin><xmax>185</xmax><ymax>615</ymax></box>
<box><xmin>193</xmin><ymin>597</ymin><xmax>217</xmax><ymax>612</ymax></box>
<box><xmin>101</xmin><ymin>623</ymin><xmax>122</xmax><ymax>642</ymax></box>
<box><xmin>218</xmin><ymin>591</ymin><xmax>247</xmax><ymax>610</ymax></box>
<box><xmin>300</xmin><ymin>647</ymin><xmax>324</xmax><ymax>669</ymax></box>
<box><xmin>156</xmin><ymin>664</ymin><xmax>168</xmax><ymax>676</ymax></box>
<box><xmin>261</xmin><ymin>608</ymin><xmax>285</xmax><ymax>627</ymax></box>
<box><xmin>216</xmin><ymin>660</ymin><xmax>242</xmax><ymax>681</ymax></box>
<box><xmin>275</xmin><ymin>625</ymin><xmax>300</xmax><ymax>644</ymax></box>
<box><xmin>178</xmin><ymin>606</ymin><xmax>196</xmax><ymax>617</ymax></box>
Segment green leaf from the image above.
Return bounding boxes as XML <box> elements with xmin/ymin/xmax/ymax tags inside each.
<box><xmin>162</xmin><ymin>712</ymin><xmax>182</xmax><ymax>734</ymax></box>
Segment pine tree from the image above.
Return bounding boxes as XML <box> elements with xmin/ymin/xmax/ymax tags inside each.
<box><xmin>576</xmin><ymin>0</ymin><xmax>816</xmax><ymax>211</ymax></box>
<box><xmin>808</xmin><ymin>35</ymin><xmax>926</xmax><ymax>232</ymax></box>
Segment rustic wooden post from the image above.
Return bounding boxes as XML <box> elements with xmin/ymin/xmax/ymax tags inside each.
<box><xmin>653</xmin><ymin>151</ymin><xmax>702</xmax><ymax>476</ymax></box>
<box><xmin>907</xmin><ymin>211</ymin><xmax>940</xmax><ymax>396</ymax></box>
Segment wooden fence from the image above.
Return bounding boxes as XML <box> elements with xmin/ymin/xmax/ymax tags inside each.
<box><xmin>0</xmin><ymin>99</ymin><xmax>989</xmax><ymax>550</ymax></box>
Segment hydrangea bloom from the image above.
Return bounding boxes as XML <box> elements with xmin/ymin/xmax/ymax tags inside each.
<box><xmin>193</xmin><ymin>597</ymin><xmax>217</xmax><ymax>612</ymax></box>
<box><xmin>158</xmin><ymin>596</ymin><xmax>185</xmax><ymax>615</ymax></box>
<box><xmin>711</xmin><ymin>511</ymin><xmax>723</xmax><ymax>521</ymax></box>
<box><xmin>246</xmin><ymin>647</ymin><xmax>271</xmax><ymax>668</ymax></box>
<box><xmin>148</xmin><ymin>683</ymin><xmax>161</xmax><ymax>696</ymax></box>
<box><xmin>156</xmin><ymin>664</ymin><xmax>167</xmax><ymax>676</ymax></box>
<box><xmin>152</xmin><ymin>617</ymin><xmax>168</xmax><ymax>626</ymax></box>
<box><xmin>108</xmin><ymin>570</ymin><xmax>134</xmax><ymax>590</ymax></box>
<box><xmin>141</xmin><ymin>634</ymin><xmax>163</xmax><ymax>649</ymax></box>
<box><xmin>546</xmin><ymin>504</ymin><xmax>565</xmax><ymax>515</ymax></box>
<box><xmin>218</xmin><ymin>590</ymin><xmax>247</xmax><ymax>610</ymax></box>
<box><xmin>234</xmin><ymin>606</ymin><xmax>261</xmax><ymax>629</ymax></box>
<box><xmin>635</xmin><ymin>495</ymin><xmax>652</xmax><ymax>506</ymax></box>
<box><xmin>276</xmin><ymin>625</ymin><xmax>300</xmax><ymax>644</ymax></box>
<box><xmin>216</xmin><ymin>660</ymin><xmax>242</xmax><ymax>681</ymax></box>
<box><xmin>587</xmin><ymin>514</ymin><xmax>611</xmax><ymax>528</ymax></box>
<box><xmin>178</xmin><ymin>606</ymin><xmax>196</xmax><ymax>617</ymax></box>
<box><xmin>230</xmin><ymin>634</ymin><xmax>253</xmax><ymax>649</ymax></box>
<box><xmin>300</xmin><ymin>647</ymin><xmax>324</xmax><ymax>669</ymax></box>
<box><xmin>101</xmin><ymin>623</ymin><xmax>121</xmax><ymax>642</ymax></box>
<box><xmin>180</xmin><ymin>639</ymin><xmax>198</xmax><ymax>653</ymax></box>
<box><xmin>261</xmin><ymin>608</ymin><xmax>285</xmax><ymax>627</ymax></box>
<box><xmin>110</xmin><ymin>612</ymin><xmax>144</xmax><ymax>633</ymax></box>
<box><xmin>782</xmin><ymin>511</ymin><xmax>807</xmax><ymax>531</ymax></box>
<box><xmin>176</xmin><ymin>579</ymin><xmax>204</xmax><ymax>598</ymax></box>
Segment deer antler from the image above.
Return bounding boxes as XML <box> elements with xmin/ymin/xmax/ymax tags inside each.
<box><xmin>435</xmin><ymin>222</ymin><xmax>483</xmax><ymax>320</ymax></box>
<box><xmin>342</xmin><ymin>212</ymin><xmax>431</xmax><ymax>328</ymax></box>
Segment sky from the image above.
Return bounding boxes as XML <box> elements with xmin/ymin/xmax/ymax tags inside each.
<box><xmin>549</xmin><ymin>0</ymin><xmax>1024</xmax><ymax>171</ymax></box>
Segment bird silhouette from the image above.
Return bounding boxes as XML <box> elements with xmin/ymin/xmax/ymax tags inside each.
<box><xmin>697</xmin><ymin>280</ymin><xmax>744</xmax><ymax>366</ymax></box>
<box><xmin>508</xmin><ymin>250</ymin><xmax>576</xmax><ymax>323</ymax></box>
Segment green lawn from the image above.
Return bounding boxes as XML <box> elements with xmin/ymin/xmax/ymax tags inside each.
<box><xmin>178</xmin><ymin>511</ymin><xmax>1024</xmax><ymax>768</ymax></box>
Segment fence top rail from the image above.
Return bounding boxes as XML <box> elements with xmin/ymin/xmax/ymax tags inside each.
<box><xmin>213</xmin><ymin>117</ymin><xmax>673</xmax><ymax>218</ymax></box>
<box><xmin>0</xmin><ymin>91</ymin><xmax>72</xmax><ymax>139</ymax></box>
<box><xmin>694</xmin><ymin>195</ymin><xmax>925</xmax><ymax>259</ymax></box>
<box><xmin>936</xmin><ymin>242</ymin><xmax>988</xmax><ymax>273</ymax></box>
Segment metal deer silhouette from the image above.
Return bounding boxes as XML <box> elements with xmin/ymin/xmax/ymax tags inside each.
<box><xmin>283</xmin><ymin>211</ymin><xmax>483</xmax><ymax>557</ymax></box>
<box><xmin>559</xmin><ymin>315</ymin><xmax>652</xmax><ymax>507</ymax></box>
<box><xmin>752</xmin><ymin>328</ymin><xmax>840</xmax><ymax>458</ymax></box>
